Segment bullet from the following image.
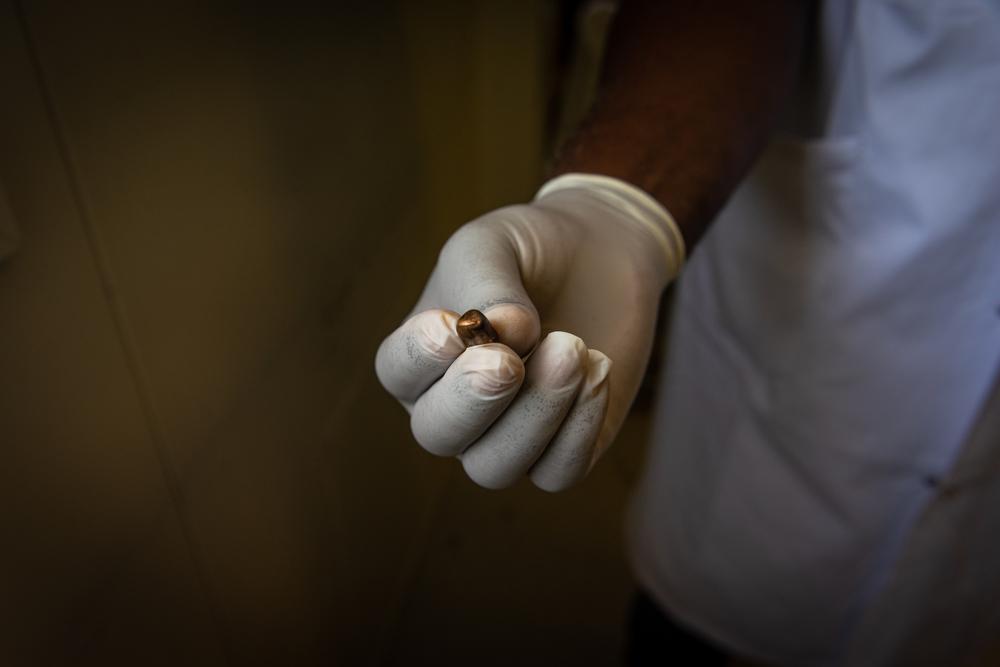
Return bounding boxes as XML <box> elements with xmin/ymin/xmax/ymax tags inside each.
<box><xmin>456</xmin><ymin>309</ymin><xmax>499</xmax><ymax>347</ymax></box>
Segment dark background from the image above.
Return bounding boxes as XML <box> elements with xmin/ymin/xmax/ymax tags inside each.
<box><xmin>0</xmin><ymin>1</ymin><xmax>658</xmax><ymax>664</ymax></box>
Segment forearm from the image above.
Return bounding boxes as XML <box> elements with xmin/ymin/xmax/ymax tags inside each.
<box><xmin>552</xmin><ymin>1</ymin><xmax>809</xmax><ymax>248</ymax></box>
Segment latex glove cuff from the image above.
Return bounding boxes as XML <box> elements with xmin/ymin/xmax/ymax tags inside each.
<box><xmin>535</xmin><ymin>173</ymin><xmax>686</xmax><ymax>288</ymax></box>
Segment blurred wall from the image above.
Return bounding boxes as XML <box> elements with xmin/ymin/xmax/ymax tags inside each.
<box><xmin>0</xmin><ymin>2</ymin><xmax>644</xmax><ymax>665</ymax></box>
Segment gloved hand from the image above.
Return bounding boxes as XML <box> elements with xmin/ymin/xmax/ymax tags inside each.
<box><xmin>375</xmin><ymin>173</ymin><xmax>684</xmax><ymax>491</ymax></box>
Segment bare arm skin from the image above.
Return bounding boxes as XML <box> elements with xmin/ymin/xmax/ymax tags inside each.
<box><xmin>552</xmin><ymin>1</ymin><xmax>810</xmax><ymax>248</ymax></box>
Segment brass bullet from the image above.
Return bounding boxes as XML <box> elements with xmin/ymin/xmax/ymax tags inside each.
<box><xmin>456</xmin><ymin>309</ymin><xmax>500</xmax><ymax>347</ymax></box>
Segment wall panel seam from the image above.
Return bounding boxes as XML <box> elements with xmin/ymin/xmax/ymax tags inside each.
<box><xmin>12</xmin><ymin>2</ymin><xmax>233</xmax><ymax>662</ymax></box>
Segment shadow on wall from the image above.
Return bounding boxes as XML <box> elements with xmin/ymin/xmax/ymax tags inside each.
<box><xmin>0</xmin><ymin>1</ymin><xmax>652</xmax><ymax>665</ymax></box>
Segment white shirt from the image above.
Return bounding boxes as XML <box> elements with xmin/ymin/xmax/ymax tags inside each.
<box><xmin>627</xmin><ymin>1</ymin><xmax>1000</xmax><ymax>664</ymax></box>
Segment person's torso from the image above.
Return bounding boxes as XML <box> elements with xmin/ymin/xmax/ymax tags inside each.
<box><xmin>628</xmin><ymin>1</ymin><xmax>1000</xmax><ymax>664</ymax></box>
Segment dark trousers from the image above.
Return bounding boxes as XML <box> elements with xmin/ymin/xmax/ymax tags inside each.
<box><xmin>625</xmin><ymin>591</ymin><xmax>730</xmax><ymax>666</ymax></box>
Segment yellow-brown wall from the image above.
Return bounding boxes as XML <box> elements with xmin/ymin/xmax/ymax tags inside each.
<box><xmin>0</xmin><ymin>2</ymin><xmax>644</xmax><ymax>664</ymax></box>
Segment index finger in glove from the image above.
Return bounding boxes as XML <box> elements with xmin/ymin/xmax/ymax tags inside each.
<box><xmin>375</xmin><ymin>309</ymin><xmax>466</xmax><ymax>404</ymax></box>
<box><xmin>459</xmin><ymin>332</ymin><xmax>589</xmax><ymax>489</ymax></box>
<box><xmin>410</xmin><ymin>343</ymin><xmax>524</xmax><ymax>457</ymax></box>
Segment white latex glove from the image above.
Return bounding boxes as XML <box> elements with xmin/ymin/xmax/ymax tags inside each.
<box><xmin>375</xmin><ymin>173</ymin><xmax>684</xmax><ymax>491</ymax></box>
